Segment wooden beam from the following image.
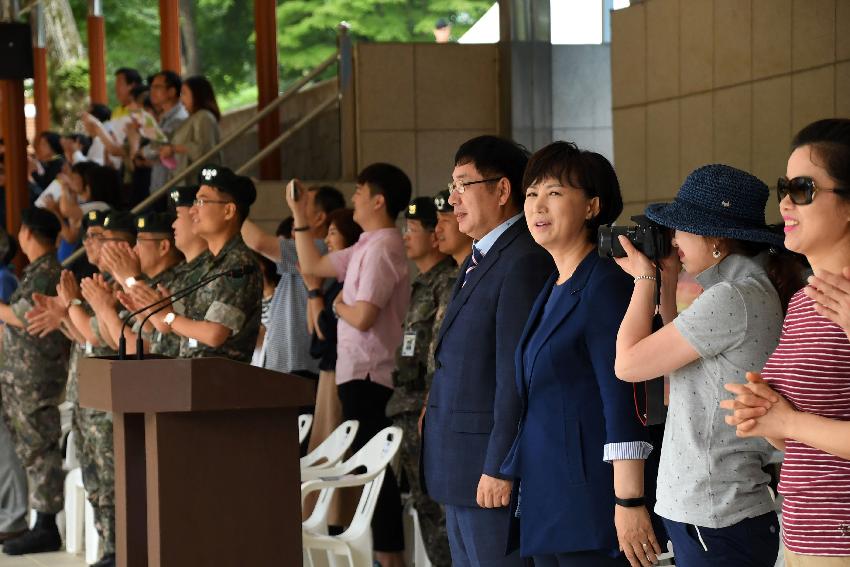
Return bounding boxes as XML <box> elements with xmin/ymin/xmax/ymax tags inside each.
<box><xmin>254</xmin><ymin>0</ymin><xmax>281</xmax><ymax>180</ymax></box>
<box><xmin>0</xmin><ymin>80</ymin><xmax>29</xmax><ymax>270</ymax></box>
<box><xmin>159</xmin><ymin>0</ymin><xmax>181</xmax><ymax>73</ymax></box>
<box><xmin>87</xmin><ymin>14</ymin><xmax>108</xmax><ymax>104</ymax></box>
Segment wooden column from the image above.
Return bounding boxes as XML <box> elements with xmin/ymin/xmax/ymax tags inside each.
<box><xmin>32</xmin><ymin>5</ymin><xmax>50</xmax><ymax>134</ymax></box>
<box><xmin>159</xmin><ymin>0</ymin><xmax>181</xmax><ymax>73</ymax></box>
<box><xmin>87</xmin><ymin>0</ymin><xmax>107</xmax><ymax>105</ymax></box>
<box><xmin>0</xmin><ymin>80</ymin><xmax>29</xmax><ymax>249</ymax></box>
<box><xmin>254</xmin><ymin>0</ymin><xmax>281</xmax><ymax>180</ymax></box>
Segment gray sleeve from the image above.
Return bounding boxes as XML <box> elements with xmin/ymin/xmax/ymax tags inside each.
<box><xmin>673</xmin><ymin>283</ymin><xmax>747</xmax><ymax>358</ymax></box>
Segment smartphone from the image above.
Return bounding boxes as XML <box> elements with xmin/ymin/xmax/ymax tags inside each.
<box><xmin>288</xmin><ymin>179</ymin><xmax>301</xmax><ymax>201</ymax></box>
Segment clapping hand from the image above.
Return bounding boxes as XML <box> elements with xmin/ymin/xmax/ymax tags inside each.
<box><xmin>25</xmin><ymin>293</ymin><xmax>66</xmax><ymax>337</ymax></box>
<box><xmin>721</xmin><ymin>372</ymin><xmax>797</xmax><ymax>440</ymax></box>
<box><xmin>57</xmin><ymin>270</ymin><xmax>82</xmax><ymax>309</ymax></box>
<box><xmin>804</xmin><ymin>268</ymin><xmax>850</xmax><ymax>340</ymax></box>
<box><xmin>101</xmin><ymin>241</ymin><xmax>141</xmax><ymax>285</ymax></box>
<box><xmin>80</xmin><ymin>274</ymin><xmax>116</xmax><ymax>313</ymax></box>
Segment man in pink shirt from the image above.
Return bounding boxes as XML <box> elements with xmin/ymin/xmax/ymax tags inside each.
<box><xmin>289</xmin><ymin>163</ymin><xmax>412</xmax><ymax>566</ymax></box>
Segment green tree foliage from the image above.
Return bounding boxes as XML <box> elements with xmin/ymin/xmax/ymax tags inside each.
<box><xmin>278</xmin><ymin>0</ymin><xmax>492</xmax><ymax>82</ymax></box>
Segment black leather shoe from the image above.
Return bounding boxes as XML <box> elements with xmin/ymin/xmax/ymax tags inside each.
<box><xmin>2</xmin><ymin>524</ymin><xmax>62</xmax><ymax>555</ymax></box>
<box><xmin>92</xmin><ymin>552</ymin><xmax>116</xmax><ymax>567</ymax></box>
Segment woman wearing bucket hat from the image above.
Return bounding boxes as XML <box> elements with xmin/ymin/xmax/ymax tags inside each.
<box><xmin>723</xmin><ymin>118</ymin><xmax>850</xmax><ymax>566</ymax></box>
<box><xmin>613</xmin><ymin>163</ymin><xmax>804</xmax><ymax>566</ymax></box>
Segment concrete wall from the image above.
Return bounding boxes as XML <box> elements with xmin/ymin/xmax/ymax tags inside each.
<box><xmin>611</xmin><ymin>0</ymin><xmax>850</xmax><ymax>223</ymax></box>
<box><xmin>552</xmin><ymin>44</ymin><xmax>613</xmax><ymax>162</ymax></box>
<box><xmin>354</xmin><ymin>42</ymin><xmax>502</xmax><ymax>197</ymax></box>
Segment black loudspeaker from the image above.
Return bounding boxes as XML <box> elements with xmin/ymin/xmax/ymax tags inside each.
<box><xmin>0</xmin><ymin>23</ymin><xmax>34</xmax><ymax>80</ymax></box>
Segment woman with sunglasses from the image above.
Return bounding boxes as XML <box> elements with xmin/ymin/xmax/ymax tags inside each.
<box><xmin>724</xmin><ymin>118</ymin><xmax>850</xmax><ymax>566</ymax></box>
<box><xmin>614</xmin><ymin>164</ymin><xmax>805</xmax><ymax>566</ymax></box>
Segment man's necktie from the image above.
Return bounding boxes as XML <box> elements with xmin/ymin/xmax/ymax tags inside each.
<box><xmin>462</xmin><ymin>246</ymin><xmax>483</xmax><ymax>287</ymax></box>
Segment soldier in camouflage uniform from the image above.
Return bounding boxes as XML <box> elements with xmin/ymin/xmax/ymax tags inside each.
<box><xmin>427</xmin><ymin>190</ymin><xmax>473</xmax><ymax>377</ymax></box>
<box><xmin>0</xmin><ymin>209</ymin><xmax>70</xmax><ymax>556</ymax></box>
<box><xmin>62</xmin><ymin>210</ymin><xmax>137</xmax><ymax>567</ymax></box>
<box><xmin>141</xmin><ymin>167</ymin><xmax>261</xmax><ymax>363</ymax></box>
<box><xmin>386</xmin><ymin>197</ymin><xmax>455</xmax><ymax>566</ymax></box>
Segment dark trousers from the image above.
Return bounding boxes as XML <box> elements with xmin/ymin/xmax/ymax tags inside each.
<box><xmin>662</xmin><ymin>512</ymin><xmax>779</xmax><ymax>567</ymax></box>
<box><xmin>337</xmin><ymin>378</ymin><xmax>404</xmax><ymax>552</ymax></box>
<box><xmin>532</xmin><ymin>552</ymin><xmax>629</xmax><ymax>567</ymax></box>
<box><xmin>445</xmin><ymin>504</ymin><xmax>522</xmax><ymax>566</ymax></box>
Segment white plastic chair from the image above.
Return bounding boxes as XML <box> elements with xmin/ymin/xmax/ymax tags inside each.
<box><xmin>299</xmin><ymin>414</ymin><xmax>314</xmax><ymax>444</ymax></box>
<box><xmin>403</xmin><ymin>500</ymin><xmax>433</xmax><ymax>567</ymax></box>
<box><xmin>301</xmin><ymin>420</ymin><xmax>359</xmax><ymax>473</ymax></box>
<box><xmin>63</xmin><ymin>467</ymin><xmax>100</xmax><ymax>563</ymax></box>
<box><xmin>302</xmin><ymin>426</ymin><xmax>403</xmax><ymax>567</ymax></box>
<box><xmin>64</xmin><ymin>429</ymin><xmax>80</xmax><ymax>471</ymax></box>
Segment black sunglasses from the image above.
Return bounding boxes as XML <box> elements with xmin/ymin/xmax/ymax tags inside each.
<box><xmin>777</xmin><ymin>176</ymin><xmax>850</xmax><ymax>205</ymax></box>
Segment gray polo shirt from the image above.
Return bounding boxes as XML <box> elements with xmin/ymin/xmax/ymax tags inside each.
<box><xmin>656</xmin><ymin>253</ymin><xmax>781</xmax><ymax>528</ymax></box>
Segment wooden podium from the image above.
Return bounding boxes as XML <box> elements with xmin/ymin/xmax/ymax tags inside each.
<box><xmin>78</xmin><ymin>356</ymin><xmax>314</xmax><ymax>567</ymax></box>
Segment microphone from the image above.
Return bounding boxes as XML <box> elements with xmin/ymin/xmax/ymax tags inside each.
<box><xmin>117</xmin><ymin>265</ymin><xmax>254</xmax><ymax>360</ymax></box>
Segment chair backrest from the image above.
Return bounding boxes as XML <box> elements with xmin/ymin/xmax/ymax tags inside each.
<box><xmin>341</xmin><ymin>425</ymin><xmax>402</xmax><ymax>475</ymax></box>
<box><xmin>300</xmin><ymin>419</ymin><xmax>359</xmax><ymax>469</ymax></box>
<box><xmin>298</xmin><ymin>414</ymin><xmax>314</xmax><ymax>444</ymax></box>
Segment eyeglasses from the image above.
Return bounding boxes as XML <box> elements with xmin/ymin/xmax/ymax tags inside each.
<box><xmin>777</xmin><ymin>176</ymin><xmax>850</xmax><ymax>205</ymax></box>
<box><xmin>192</xmin><ymin>198</ymin><xmax>233</xmax><ymax>207</ymax></box>
<box><xmin>447</xmin><ymin>177</ymin><xmax>503</xmax><ymax>196</ymax></box>
<box><xmin>135</xmin><ymin>237</ymin><xmax>167</xmax><ymax>243</ymax></box>
<box><xmin>402</xmin><ymin>225</ymin><xmax>434</xmax><ymax>235</ymax></box>
<box><xmin>83</xmin><ymin>233</ymin><xmax>103</xmax><ymax>242</ymax></box>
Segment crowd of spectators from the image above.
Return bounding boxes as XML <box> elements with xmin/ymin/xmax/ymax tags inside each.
<box><xmin>0</xmin><ymin>63</ymin><xmax>848</xmax><ymax>567</ymax></box>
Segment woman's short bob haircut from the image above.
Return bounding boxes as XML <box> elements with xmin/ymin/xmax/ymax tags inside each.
<box><xmin>522</xmin><ymin>141</ymin><xmax>624</xmax><ymax>243</ymax></box>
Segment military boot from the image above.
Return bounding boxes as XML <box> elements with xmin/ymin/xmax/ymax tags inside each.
<box><xmin>1</xmin><ymin>512</ymin><xmax>62</xmax><ymax>555</ymax></box>
<box><xmin>92</xmin><ymin>552</ymin><xmax>116</xmax><ymax>567</ymax></box>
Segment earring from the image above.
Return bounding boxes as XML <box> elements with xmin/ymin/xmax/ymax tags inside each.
<box><xmin>712</xmin><ymin>246</ymin><xmax>722</xmax><ymax>259</ymax></box>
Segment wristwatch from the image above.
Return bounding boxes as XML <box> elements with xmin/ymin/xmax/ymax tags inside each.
<box><xmin>163</xmin><ymin>312</ymin><xmax>177</xmax><ymax>326</ymax></box>
<box><xmin>307</xmin><ymin>288</ymin><xmax>323</xmax><ymax>299</ymax></box>
<box><xmin>69</xmin><ymin>298</ymin><xmax>83</xmax><ymax>308</ymax></box>
<box><xmin>614</xmin><ymin>496</ymin><xmax>645</xmax><ymax>508</ymax></box>
<box><xmin>331</xmin><ymin>300</ymin><xmax>340</xmax><ymax>319</ymax></box>
<box><xmin>124</xmin><ymin>275</ymin><xmax>141</xmax><ymax>288</ymax></box>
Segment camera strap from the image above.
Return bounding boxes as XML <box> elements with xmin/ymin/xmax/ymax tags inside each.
<box><xmin>634</xmin><ymin>263</ymin><xmax>668</xmax><ymax>427</ymax></box>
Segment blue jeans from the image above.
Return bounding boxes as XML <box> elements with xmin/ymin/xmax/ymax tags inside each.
<box><xmin>662</xmin><ymin>512</ymin><xmax>779</xmax><ymax>567</ymax></box>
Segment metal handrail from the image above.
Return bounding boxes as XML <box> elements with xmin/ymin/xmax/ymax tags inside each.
<box><xmin>61</xmin><ymin>44</ymin><xmax>342</xmax><ymax>267</ymax></box>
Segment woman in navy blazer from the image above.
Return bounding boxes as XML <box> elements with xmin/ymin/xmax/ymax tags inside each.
<box><xmin>501</xmin><ymin>142</ymin><xmax>662</xmax><ymax>567</ymax></box>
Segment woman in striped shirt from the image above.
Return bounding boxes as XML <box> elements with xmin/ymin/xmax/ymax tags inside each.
<box><xmin>724</xmin><ymin>118</ymin><xmax>850</xmax><ymax>566</ymax></box>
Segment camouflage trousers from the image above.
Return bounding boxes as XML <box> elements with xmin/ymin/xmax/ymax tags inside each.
<box><xmin>72</xmin><ymin>406</ymin><xmax>115</xmax><ymax>555</ymax></box>
<box><xmin>394</xmin><ymin>412</ymin><xmax>451</xmax><ymax>567</ymax></box>
<box><xmin>0</xmin><ymin>369</ymin><xmax>66</xmax><ymax>514</ymax></box>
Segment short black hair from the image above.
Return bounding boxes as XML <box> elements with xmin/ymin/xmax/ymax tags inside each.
<box><xmin>84</xmin><ymin>165</ymin><xmax>121</xmax><ymax>207</ymax></box>
<box><xmin>357</xmin><ymin>163</ymin><xmax>412</xmax><ymax>219</ymax></box>
<box><xmin>310</xmin><ymin>185</ymin><xmax>346</xmax><ymax>216</ymax></box>
<box><xmin>454</xmin><ymin>135</ymin><xmax>530</xmax><ymax>209</ymax></box>
<box><xmin>38</xmin><ymin>131</ymin><xmax>63</xmax><ymax>156</ymax></box>
<box><xmin>88</xmin><ymin>103</ymin><xmax>112</xmax><ymax>123</ymax></box>
<box><xmin>276</xmin><ymin>217</ymin><xmax>294</xmax><ymax>238</ymax></box>
<box><xmin>115</xmin><ymin>67</ymin><xmax>143</xmax><ymax>87</ymax></box>
<box><xmin>130</xmin><ymin>85</ymin><xmax>149</xmax><ymax>101</ymax></box>
<box><xmin>154</xmin><ymin>70</ymin><xmax>182</xmax><ymax>97</ymax></box>
<box><xmin>523</xmin><ymin>141</ymin><xmax>624</xmax><ymax>243</ymax></box>
<box><xmin>1</xmin><ymin>235</ymin><xmax>18</xmax><ymax>266</ymax></box>
<box><xmin>254</xmin><ymin>251</ymin><xmax>281</xmax><ymax>287</ymax></box>
<box><xmin>71</xmin><ymin>160</ymin><xmax>97</xmax><ymax>180</ymax></box>
<box><xmin>792</xmin><ymin>118</ymin><xmax>850</xmax><ymax>198</ymax></box>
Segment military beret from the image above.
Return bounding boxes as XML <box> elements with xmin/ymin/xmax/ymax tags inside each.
<box><xmin>198</xmin><ymin>164</ymin><xmax>256</xmax><ymax>208</ymax></box>
<box><xmin>135</xmin><ymin>212</ymin><xmax>175</xmax><ymax>235</ymax></box>
<box><xmin>21</xmin><ymin>207</ymin><xmax>61</xmax><ymax>241</ymax></box>
<box><xmin>433</xmin><ymin>189</ymin><xmax>453</xmax><ymax>213</ymax></box>
<box><xmin>169</xmin><ymin>185</ymin><xmax>199</xmax><ymax>208</ymax></box>
<box><xmin>83</xmin><ymin>208</ymin><xmax>110</xmax><ymax>229</ymax></box>
<box><xmin>102</xmin><ymin>211</ymin><xmax>137</xmax><ymax>234</ymax></box>
<box><xmin>404</xmin><ymin>196</ymin><xmax>438</xmax><ymax>229</ymax></box>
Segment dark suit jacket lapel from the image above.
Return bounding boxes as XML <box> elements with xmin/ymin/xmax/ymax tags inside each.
<box><xmin>523</xmin><ymin>252</ymin><xmax>599</xmax><ymax>378</ymax></box>
<box><xmin>436</xmin><ymin>220</ymin><xmax>527</xmax><ymax>349</ymax></box>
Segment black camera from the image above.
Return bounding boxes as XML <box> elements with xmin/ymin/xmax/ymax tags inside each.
<box><xmin>598</xmin><ymin>215</ymin><xmax>671</xmax><ymax>260</ymax></box>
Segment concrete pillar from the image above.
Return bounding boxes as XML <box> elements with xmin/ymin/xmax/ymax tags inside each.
<box><xmin>32</xmin><ymin>4</ymin><xmax>50</xmax><ymax>134</ymax></box>
<box><xmin>87</xmin><ymin>0</ymin><xmax>107</xmax><ymax>104</ymax></box>
<box><xmin>254</xmin><ymin>0</ymin><xmax>282</xmax><ymax>180</ymax></box>
<box><xmin>499</xmin><ymin>0</ymin><xmax>553</xmax><ymax>151</ymax></box>
<box><xmin>159</xmin><ymin>0</ymin><xmax>181</xmax><ymax>73</ymax></box>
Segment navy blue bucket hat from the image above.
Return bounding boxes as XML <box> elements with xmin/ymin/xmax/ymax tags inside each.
<box><xmin>645</xmin><ymin>164</ymin><xmax>784</xmax><ymax>248</ymax></box>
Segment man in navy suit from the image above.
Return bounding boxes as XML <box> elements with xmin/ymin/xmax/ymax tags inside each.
<box><xmin>422</xmin><ymin>136</ymin><xmax>554</xmax><ymax>566</ymax></box>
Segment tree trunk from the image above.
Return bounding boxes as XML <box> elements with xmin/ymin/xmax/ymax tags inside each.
<box><xmin>43</xmin><ymin>0</ymin><xmax>85</xmax><ymax>62</ymax></box>
<box><xmin>180</xmin><ymin>0</ymin><xmax>202</xmax><ymax>75</ymax></box>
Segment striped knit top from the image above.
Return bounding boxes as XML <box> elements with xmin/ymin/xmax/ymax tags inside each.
<box><xmin>762</xmin><ymin>290</ymin><xmax>850</xmax><ymax>556</ymax></box>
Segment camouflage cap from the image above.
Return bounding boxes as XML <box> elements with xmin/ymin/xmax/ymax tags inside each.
<box><xmin>433</xmin><ymin>189</ymin><xmax>453</xmax><ymax>213</ymax></box>
<box><xmin>405</xmin><ymin>196</ymin><xmax>438</xmax><ymax>229</ymax></box>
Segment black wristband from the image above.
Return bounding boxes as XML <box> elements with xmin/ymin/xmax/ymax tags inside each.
<box><xmin>292</xmin><ymin>225</ymin><xmax>310</xmax><ymax>232</ymax></box>
<box><xmin>307</xmin><ymin>288</ymin><xmax>323</xmax><ymax>299</ymax></box>
<box><xmin>614</xmin><ymin>496</ymin><xmax>645</xmax><ymax>508</ymax></box>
